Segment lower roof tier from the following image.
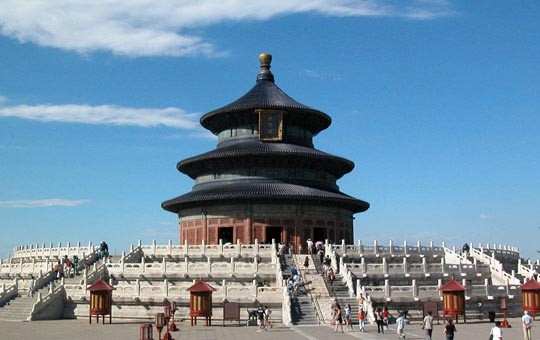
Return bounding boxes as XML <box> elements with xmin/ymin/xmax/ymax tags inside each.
<box><xmin>161</xmin><ymin>180</ymin><xmax>369</xmax><ymax>214</ymax></box>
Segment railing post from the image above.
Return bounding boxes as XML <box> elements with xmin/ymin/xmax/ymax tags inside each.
<box><xmin>384</xmin><ymin>279</ymin><xmax>390</xmax><ymax>299</ymax></box>
<box><xmin>403</xmin><ymin>240</ymin><xmax>408</xmax><ymax>255</ymax></box>
<box><xmin>373</xmin><ymin>240</ymin><xmax>378</xmax><ymax>255</ymax></box>
<box><xmin>389</xmin><ymin>240</ymin><xmax>393</xmax><ymax>255</ymax></box>
<box><xmin>403</xmin><ymin>257</ymin><xmax>408</xmax><ymax>275</ymax></box>
<box><xmin>361</xmin><ymin>257</ymin><xmax>366</xmax><ymax>273</ymax></box>
<box><xmin>382</xmin><ymin>257</ymin><xmax>388</xmax><ymax>274</ymax></box>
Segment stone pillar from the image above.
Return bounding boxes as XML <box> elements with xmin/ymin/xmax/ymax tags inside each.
<box><xmin>202</xmin><ymin>212</ymin><xmax>208</xmax><ymax>244</ymax></box>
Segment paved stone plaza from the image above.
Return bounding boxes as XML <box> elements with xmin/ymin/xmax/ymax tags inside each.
<box><xmin>0</xmin><ymin>317</ymin><xmax>532</xmax><ymax>340</ymax></box>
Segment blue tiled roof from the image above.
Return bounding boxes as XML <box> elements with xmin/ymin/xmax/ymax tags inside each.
<box><xmin>161</xmin><ymin>180</ymin><xmax>369</xmax><ymax>213</ymax></box>
<box><xmin>178</xmin><ymin>141</ymin><xmax>355</xmax><ymax>179</ymax></box>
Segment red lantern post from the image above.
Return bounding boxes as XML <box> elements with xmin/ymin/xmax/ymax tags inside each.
<box><xmin>140</xmin><ymin>323</ymin><xmax>154</xmax><ymax>340</ymax></box>
<box><xmin>155</xmin><ymin>313</ymin><xmax>165</xmax><ymax>340</ymax></box>
<box><xmin>169</xmin><ymin>301</ymin><xmax>179</xmax><ymax>331</ymax></box>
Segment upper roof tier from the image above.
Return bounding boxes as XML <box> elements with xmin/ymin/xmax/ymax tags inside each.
<box><xmin>200</xmin><ymin>53</ymin><xmax>331</xmax><ymax>135</ymax></box>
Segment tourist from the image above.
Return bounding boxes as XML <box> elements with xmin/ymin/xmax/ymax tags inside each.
<box><xmin>490</xmin><ymin>321</ymin><xmax>503</xmax><ymax>340</ymax></box>
<box><xmin>358</xmin><ymin>308</ymin><xmax>366</xmax><ymax>332</ymax></box>
<box><xmin>522</xmin><ymin>310</ymin><xmax>533</xmax><ymax>340</ymax></box>
<box><xmin>334</xmin><ymin>305</ymin><xmax>344</xmax><ymax>333</ymax></box>
<box><xmin>331</xmin><ymin>298</ymin><xmax>340</xmax><ymax>324</ymax></box>
<box><xmin>532</xmin><ymin>267</ymin><xmax>538</xmax><ymax>281</ymax></box>
<box><xmin>306</xmin><ymin>239</ymin><xmax>313</xmax><ymax>254</ymax></box>
<box><xmin>444</xmin><ymin>317</ymin><xmax>457</xmax><ymax>340</ymax></box>
<box><xmin>72</xmin><ymin>255</ymin><xmax>79</xmax><ymax>275</ymax></box>
<box><xmin>396</xmin><ymin>312</ymin><xmax>406</xmax><ymax>340</ymax></box>
<box><xmin>382</xmin><ymin>306</ymin><xmax>390</xmax><ymax>330</ymax></box>
<box><xmin>264</xmin><ymin>305</ymin><xmax>273</xmax><ymax>329</ymax></box>
<box><xmin>27</xmin><ymin>275</ymin><xmax>35</xmax><ymax>297</ymax></box>
<box><xmin>303</xmin><ymin>256</ymin><xmax>310</xmax><ymax>273</ymax></box>
<box><xmin>318</xmin><ymin>248</ymin><xmax>324</xmax><ymax>264</ymax></box>
<box><xmin>48</xmin><ymin>281</ymin><xmax>55</xmax><ymax>294</ymax></box>
<box><xmin>64</xmin><ymin>256</ymin><xmax>72</xmax><ymax>278</ymax></box>
<box><xmin>326</xmin><ymin>267</ymin><xmax>335</xmax><ymax>287</ymax></box>
<box><xmin>422</xmin><ymin>310</ymin><xmax>434</xmax><ymax>340</ymax></box>
<box><xmin>53</xmin><ymin>261</ymin><xmax>61</xmax><ymax>279</ymax></box>
<box><xmin>256</xmin><ymin>305</ymin><xmax>266</xmax><ymax>332</ymax></box>
<box><xmin>462</xmin><ymin>243</ymin><xmax>470</xmax><ymax>256</ymax></box>
<box><xmin>344</xmin><ymin>303</ymin><xmax>353</xmax><ymax>331</ymax></box>
<box><xmin>374</xmin><ymin>307</ymin><xmax>384</xmax><ymax>333</ymax></box>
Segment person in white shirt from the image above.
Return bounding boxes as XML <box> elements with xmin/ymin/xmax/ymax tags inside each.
<box><xmin>522</xmin><ymin>310</ymin><xmax>533</xmax><ymax>340</ymax></box>
<box><xmin>396</xmin><ymin>313</ymin><xmax>405</xmax><ymax>340</ymax></box>
<box><xmin>423</xmin><ymin>310</ymin><xmax>434</xmax><ymax>339</ymax></box>
<box><xmin>490</xmin><ymin>321</ymin><xmax>503</xmax><ymax>340</ymax></box>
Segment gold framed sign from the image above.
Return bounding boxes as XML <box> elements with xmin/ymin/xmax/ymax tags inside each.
<box><xmin>257</xmin><ymin>109</ymin><xmax>284</xmax><ymax>141</ymax></box>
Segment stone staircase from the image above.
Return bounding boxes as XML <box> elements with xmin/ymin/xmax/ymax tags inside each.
<box><xmin>0</xmin><ymin>286</ymin><xmax>49</xmax><ymax>321</ymax></box>
<box><xmin>291</xmin><ymin>292</ymin><xmax>319</xmax><ymax>325</ymax></box>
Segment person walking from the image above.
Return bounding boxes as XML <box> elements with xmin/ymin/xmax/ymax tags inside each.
<box><xmin>256</xmin><ymin>305</ymin><xmax>266</xmax><ymax>332</ymax></box>
<box><xmin>344</xmin><ymin>303</ymin><xmax>353</xmax><ymax>331</ymax></box>
<box><xmin>422</xmin><ymin>310</ymin><xmax>434</xmax><ymax>340</ymax></box>
<box><xmin>396</xmin><ymin>312</ymin><xmax>406</xmax><ymax>340</ymax></box>
<box><xmin>334</xmin><ymin>306</ymin><xmax>344</xmax><ymax>333</ymax></box>
<box><xmin>264</xmin><ymin>305</ymin><xmax>273</xmax><ymax>329</ymax></box>
<box><xmin>522</xmin><ymin>310</ymin><xmax>533</xmax><ymax>340</ymax></box>
<box><xmin>375</xmin><ymin>307</ymin><xmax>384</xmax><ymax>334</ymax></box>
<box><xmin>27</xmin><ymin>275</ymin><xmax>35</xmax><ymax>297</ymax></box>
<box><xmin>303</xmin><ymin>256</ymin><xmax>310</xmax><ymax>273</ymax></box>
<box><xmin>358</xmin><ymin>308</ymin><xmax>366</xmax><ymax>332</ymax></box>
<box><xmin>444</xmin><ymin>318</ymin><xmax>457</xmax><ymax>340</ymax></box>
<box><xmin>490</xmin><ymin>321</ymin><xmax>503</xmax><ymax>340</ymax></box>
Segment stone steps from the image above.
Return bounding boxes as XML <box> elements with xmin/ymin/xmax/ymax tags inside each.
<box><xmin>0</xmin><ymin>286</ymin><xmax>49</xmax><ymax>321</ymax></box>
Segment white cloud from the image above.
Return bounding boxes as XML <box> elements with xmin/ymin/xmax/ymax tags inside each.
<box><xmin>479</xmin><ymin>213</ymin><xmax>490</xmax><ymax>220</ymax></box>
<box><xmin>0</xmin><ymin>96</ymin><xmax>7</xmax><ymax>104</ymax></box>
<box><xmin>161</xmin><ymin>131</ymin><xmax>216</xmax><ymax>140</ymax></box>
<box><xmin>0</xmin><ymin>104</ymin><xmax>200</xmax><ymax>129</ymax></box>
<box><xmin>0</xmin><ymin>199</ymin><xmax>89</xmax><ymax>208</ymax></box>
<box><xmin>0</xmin><ymin>1</ymin><xmax>454</xmax><ymax>57</ymax></box>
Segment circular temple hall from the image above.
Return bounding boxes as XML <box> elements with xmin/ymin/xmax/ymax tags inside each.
<box><xmin>162</xmin><ymin>53</ymin><xmax>369</xmax><ymax>250</ymax></box>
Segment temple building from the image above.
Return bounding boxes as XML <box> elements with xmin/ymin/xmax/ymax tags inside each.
<box><xmin>162</xmin><ymin>53</ymin><xmax>369</xmax><ymax>249</ymax></box>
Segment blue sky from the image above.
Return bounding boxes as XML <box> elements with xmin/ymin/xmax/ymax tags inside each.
<box><xmin>0</xmin><ymin>1</ymin><xmax>539</xmax><ymax>259</ymax></box>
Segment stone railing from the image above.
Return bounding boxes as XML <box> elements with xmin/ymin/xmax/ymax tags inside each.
<box><xmin>282</xmin><ymin>286</ymin><xmax>291</xmax><ymax>326</ymax></box>
<box><xmin>65</xmin><ymin>279</ymin><xmax>281</xmax><ymax>302</ymax></box>
<box><xmin>331</xmin><ymin>240</ymin><xmax>445</xmax><ymax>257</ymax></box>
<box><xmin>12</xmin><ymin>242</ymin><xmax>97</xmax><ymax>259</ymax></box>
<box><xmin>474</xmin><ymin>243</ymin><xmax>520</xmax><ymax>255</ymax></box>
<box><xmin>518</xmin><ymin>259</ymin><xmax>539</xmax><ymax>281</ymax></box>
<box><xmin>444</xmin><ymin>246</ymin><xmax>472</xmax><ymax>264</ymax></box>
<box><xmin>0</xmin><ymin>282</ymin><xmax>18</xmax><ymax>307</ymax></box>
<box><xmin>30</xmin><ymin>284</ymin><xmax>66</xmax><ymax>321</ymax></box>
<box><xmin>106</xmin><ymin>258</ymin><xmax>277</xmax><ymax>278</ymax></box>
<box><xmin>137</xmin><ymin>240</ymin><xmax>276</xmax><ymax>259</ymax></box>
<box><xmin>361</xmin><ymin>278</ymin><xmax>521</xmax><ymax>301</ymax></box>
<box><xmin>0</xmin><ymin>259</ymin><xmax>53</xmax><ymax>276</ymax></box>
<box><xmin>470</xmin><ymin>247</ymin><xmax>520</xmax><ymax>284</ymax></box>
<box><xmin>347</xmin><ymin>259</ymin><xmax>490</xmax><ymax>278</ymax></box>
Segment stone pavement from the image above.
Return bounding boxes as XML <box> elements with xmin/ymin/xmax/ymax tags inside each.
<box><xmin>0</xmin><ymin>317</ymin><xmax>533</xmax><ymax>340</ymax></box>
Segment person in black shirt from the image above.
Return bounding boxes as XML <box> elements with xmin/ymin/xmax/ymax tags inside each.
<box><xmin>256</xmin><ymin>305</ymin><xmax>266</xmax><ymax>332</ymax></box>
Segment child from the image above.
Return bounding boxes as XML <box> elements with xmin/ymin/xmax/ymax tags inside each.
<box><xmin>358</xmin><ymin>308</ymin><xmax>366</xmax><ymax>332</ymax></box>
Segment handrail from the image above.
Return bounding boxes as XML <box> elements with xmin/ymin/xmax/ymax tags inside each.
<box><xmin>470</xmin><ymin>248</ymin><xmax>520</xmax><ymax>284</ymax></box>
<box><xmin>30</xmin><ymin>284</ymin><xmax>66</xmax><ymax>320</ymax></box>
<box><xmin>0</xmin><ymin>283</ymin><xmax>18</xmax><ymax>307</ymax></box>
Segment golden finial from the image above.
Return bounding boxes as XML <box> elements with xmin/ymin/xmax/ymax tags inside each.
<box><xmin>259</xmin><ymin>53</ymin><xmax>272</xmax><ymax>68</ymax></box>
<box><xmin>257</xmin><ymin>52</ymin><xmax>274</xmax><ymax>82</ymax></box>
